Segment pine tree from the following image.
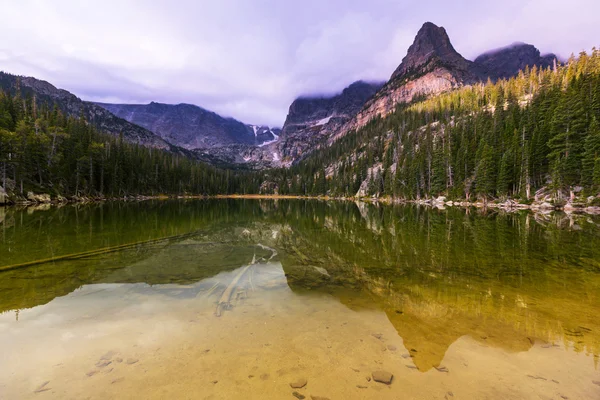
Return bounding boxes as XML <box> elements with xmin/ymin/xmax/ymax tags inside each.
<box><xmin>475</xmin><ymin>143</ymin><xmax>496</xmax><ymax>200</ymax></box>
<box><xmin>582</xmin><ymin>117</ymin><xmax>600</xmax><ymax>189</ymax></box>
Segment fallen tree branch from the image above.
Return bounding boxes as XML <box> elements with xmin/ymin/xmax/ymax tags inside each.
<box><xmin>215</xmin><ymin>264</ymin><xmax>252</xmax><ymax>317</ymax></box>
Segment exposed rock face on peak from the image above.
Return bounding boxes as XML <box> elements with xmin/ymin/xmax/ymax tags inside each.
<box><xmin>391</xmin><ymin>22</ymin><xmax>473</xmax><ymax>80</ymax></box>
<box><xmin>273</xmin><ymin>80</ymin><xmax>383</xmax><ymax>165</ymax></box>
<box><xmin>0</xmin><ymin>72</ymin><xmax>170</xmax><ymax>149</ymax></box>
<box><xmin>328</xmin><ymin>23</ymin><xmax>561</xmax><ymax>147</ymax></box>
<box><xmin>474</xmin><ymin>43</ymin><xmax>558</xmax><ymax>80</ymax></box>
<box><xmin>333</xmin><ymin>22</ymin><xmax>478</xmax><ymax>141</ymax></box>
<box><xmin>96</xmin><ymin>102</ymin><xmax>279</xmax><ymax>150</ymax></box>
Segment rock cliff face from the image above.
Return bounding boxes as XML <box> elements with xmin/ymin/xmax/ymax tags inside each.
<box><xmin>96</xmin><ymin>102</ymin><xmax>279</xmax><ymax>150</ymax></box>
<box><xmin>272</xmin><ymin>80</ymin><xmax>383</xmax><ymax>166</ymax></box>
<box><xmin>0</xmin><ymin>72</ymin><xmax>170</xmax><ymax>149</ymax></box>
<box><xmin>333</xmin><ymin>22</ymin><xmax>478</xmax><ymax>141</ymax></box>
<box><xmin>474</xmin><ymin>43</ymin><xmax>558</xmax><ymax>80</ymax></box>
<box><xmin>329</xmin><ymin>23</ymin><xmax>560</xmax><ymax>145</ymax></box>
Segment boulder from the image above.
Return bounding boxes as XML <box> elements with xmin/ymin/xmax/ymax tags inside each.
<box><xmin>26</xmin><ymin>192</ymin><xmax>51</xmax><ymax>203</ymax></box>
<box><xmin>435</xmin><ymin>196</ymin><xmax>446</xmax><ymax>204</ymax></box>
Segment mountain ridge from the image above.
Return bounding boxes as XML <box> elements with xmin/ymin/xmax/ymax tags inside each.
<box><xmin>95</xmin><ymin>101</ymin><xmax>280</xmax><ymax>150</ymax></box>
<box><xmin>329</xmin><ymin>22</ymin><xmax>559</xmax><ymax>145</ymax></box>
<box><xmin>0</xmin><ymin>72</ymin><xmax>171</xmax><ymax>149</ymax></box>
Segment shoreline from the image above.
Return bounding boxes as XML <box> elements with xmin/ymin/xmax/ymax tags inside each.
<box><xmin>2</xmin><ymin>192</ymin><xmax>600</xmax><ymax>215</ymax></box>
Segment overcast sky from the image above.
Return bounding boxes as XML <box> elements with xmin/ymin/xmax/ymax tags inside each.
<box><xmin>0</xmin><ymin>0</ymin><xmax>598</xmax><ymax>126</ymax></box>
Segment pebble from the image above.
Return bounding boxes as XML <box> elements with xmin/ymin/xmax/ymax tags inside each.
<box><xmin>111</xmin><ymin>377</ymin><xmax>125</xmax><ymax>384</ymax></box>
<box><xmin>125</xmin><ymin>358</ymin><xmax>139</xmax><ymax>365</ymax></box>
<box><xmin>86</xmin><ymin>370</ymin><xmax>99</xmax><ymax>377</ymax></box>
<box><xmin>290</xmin><ymin>378</ymin><xmax>308</xmax><ymax>389</ymax></box>
<box><xmin>260</xmin><ymin>373</ymin><xmax>270</xmax><ymax>380</ymax></box>
<box><xmin>357</xmin><ymin>385</ymin><xmax>368</xmax><ymax>389</ymax></box>
<box><xmin>292</xmin><ymin>392</ymin><xmax>306</xmax><ymax>399</ymax></box>
<box><xmin>401</xmin><ymin>353</ymin><xmax>411</xmax><ymax>359</ymax></box>
<box><xmin>310</xmin><ymin>396</ymin><xmax>330</xmax><ymax>400</ymax></box>
<box><xmin>387</xmin><ymin>345</ymin><xmax>397</xmax><ymax>352</ymax></box>
<box><xmin>34</xmin><ymin>381</ymin><xmax>51</xmax><ymax>393</ymax></box>
<box><xmin>371</xmin><ymin>333</ymin><xmax>383</xmax><ymax>340</ymax></box>
<box><xmin>115</xmin><ymin>357</ymin><xmax>123</xmax><ymax>363</ymax></box>
<box><xmin>366</xmin><ymin>376</ymin><xmax>371</xmax><ymax>382</ymax></box>
<box><xmin>212</xmin><ymin>380</ymin><xmax>218</xmax><ymax>384</ymax></box>
<box><xmin>435</xmin><ymin>366</ymin><xmax>449</xmax><ymax>373</ymax></box>
<box><xmin>593</xmin><ymin>380</ymin><xmax>600</xmax><ymax>386</ymax></box>
<box><xmin>372</xmin><ymin>370</ymin><xmax>393</xmax><ymax>385</ymax></box>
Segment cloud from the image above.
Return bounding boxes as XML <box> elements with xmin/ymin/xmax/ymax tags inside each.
<box><xmin>0</xmin><ymin>0</ymin><xmax>598</xmax><ymax>126</ymax></box>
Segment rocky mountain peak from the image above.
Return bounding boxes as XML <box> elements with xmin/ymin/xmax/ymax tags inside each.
<box><xmin>391</xmin><ymin>22</ymin><xmax>471</xmax><ymax>80</ymax></box>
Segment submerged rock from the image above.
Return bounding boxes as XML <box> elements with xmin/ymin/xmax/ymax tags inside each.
<box><xmin>290</xmin><ymin>378</ymin><xmax>308</xmax><ymax>388</ymax></box>
<box><xmin>372</xmin><ymin>370</ymin><xmax>393</xmax><ymax>384</ymax></box>
<box><xmin>100</xmin><ymin>350</ymin><xmax>116</xmax><ymax>361</ymax></box>
<box><xmin>95</xmin><ymin>360</ymin><xmax>112</xmax><ymax>368</ymax></box>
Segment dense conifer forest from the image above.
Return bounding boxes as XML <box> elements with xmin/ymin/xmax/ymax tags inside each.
<box><xmin>1</xmin><ymin>50</ymin><xmax>600</xmax><ymax>204</ymax></box>
<box><xmin>0</xmin><ymin>87</ymin><xmax>261</xmax><ymax>199</ymax></box>
<box><xmin>271</xmin><ymin>49</ymin><xmax>600</xmax><ymax>203</ymax></box>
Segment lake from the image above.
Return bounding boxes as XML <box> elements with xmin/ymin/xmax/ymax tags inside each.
<box><xmin>1</xmin><ymin>200</ymin><xmax>599</xmax><ymax>399</ymax></box>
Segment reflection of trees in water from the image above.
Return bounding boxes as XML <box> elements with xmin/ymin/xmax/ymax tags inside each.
<box><xmin>1</xmin><ymin>199</ymin><xmax>599</xmax><ymax>368</ymax></box>
<box><xmin>274</xmin><ymin>201</ymin><xmax>600</xmax><ymax>369</ymax></box>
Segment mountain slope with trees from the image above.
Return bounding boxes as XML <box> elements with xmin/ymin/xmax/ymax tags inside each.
<box><xmin>0</xmin><ymin>72</ymin><xmax>171</xmax><ymax>149</ymax></box>
<box><xmin>0</xmin><ymin>87</ymin><xmax>260</xmax><ymax>203</ymax></box>
<box><xmin>265</xmin><ymin>49</ymin><xmax>600</xmax><ymax>208</ymax></box>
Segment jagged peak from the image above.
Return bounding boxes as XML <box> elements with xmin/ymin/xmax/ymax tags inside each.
<box><xmin>391</xmin><ymin>22</ymin><xmax>470</xmax><ymax>80</ymax></box>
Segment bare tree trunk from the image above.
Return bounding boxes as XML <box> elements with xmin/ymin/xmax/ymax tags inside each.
<box><xmin>89</xmin><ymin>156</ymin><xmax>93</xmax><ymax>194</ymax></box>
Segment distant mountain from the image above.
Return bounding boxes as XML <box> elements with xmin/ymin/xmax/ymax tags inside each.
<box><xmin>0</xmin><ymin>72</ymin><xmax>170</xmax><ymax>149</ymax></box>
<box><xmin>473</xmin><ymin>42</ymin><xmax>559</xmax><ymax>80</ymax></box>
<box><xmin>95</xmin><ymin>102</ymin><xmax>280</xmax><ymax>150</ymax></box>
<box><xmin>270</xmin><ymin>80</ymin><xmax>384</xmax><ymax>164</ymax></box>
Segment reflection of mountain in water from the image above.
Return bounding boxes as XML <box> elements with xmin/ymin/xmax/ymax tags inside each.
<box><xmin>1</xmin><ymin>200</ymin><xmax>599</xmax><ymax>371</ymax></box>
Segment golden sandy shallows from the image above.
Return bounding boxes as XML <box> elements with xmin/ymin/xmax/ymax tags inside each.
<box><xmin>1</xmin><ymin>262</ymin><xmax>599</xmax><ymax>400</ymax></box>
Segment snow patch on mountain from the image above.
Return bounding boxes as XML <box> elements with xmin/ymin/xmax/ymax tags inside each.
<box><xmin>258</xmin><ymin>129</ymin><xmax>280</xmax><ymax>148</ymax></box>
<box><xmin>314</xmin><ymin>116</ymin><xmax>333</xmax><ymax>126</ymax></box>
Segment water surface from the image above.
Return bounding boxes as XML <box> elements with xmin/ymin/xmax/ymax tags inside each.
<box><xmin>1</xmin><ymin>200</ymin><xmax>599</xmax><ymax>399</ymax></box>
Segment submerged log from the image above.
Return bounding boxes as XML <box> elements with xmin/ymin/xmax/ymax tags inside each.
<box><xmin>215</xmin><ymin>264</ymin><xmax>252</xmax><ymax>317</ymax></box>
<box><xmin>0</xmin><ymin>232</ymin><xmax>222</xmax><ymax>273</ymax></box>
